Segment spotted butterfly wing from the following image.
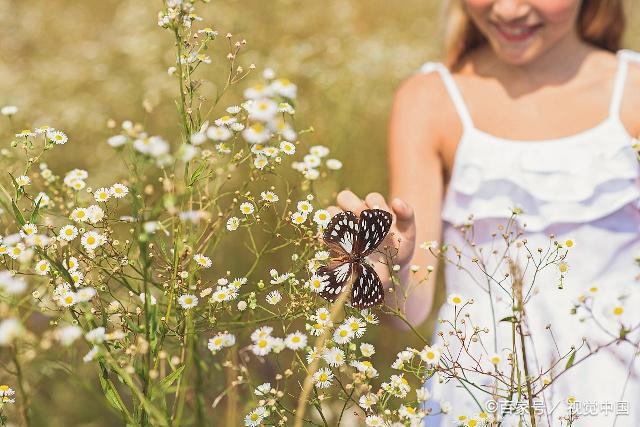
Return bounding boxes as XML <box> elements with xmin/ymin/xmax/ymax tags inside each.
<box><xmin>322</xmin><ymin>210</ymin><xmax>359</xmax><ymax>257</ymax></box>
<box><xmin>354</xmin><ymin>209</ymin><xmax>393</xmax><ymax>257</ymax></box>
<box><xmin>316</xmin><ymin>208</ymin><xmax>392</xmax><ymax>309</ymax></box>
<box><xmin>316</xmin><ymin>260</ymin><xmax>354</xmax><ymax>302</ymax></box>
<box><xmin>349</xmin><ymin>261</ymin><xmax>384</xmax><ymax>308</ymax></box>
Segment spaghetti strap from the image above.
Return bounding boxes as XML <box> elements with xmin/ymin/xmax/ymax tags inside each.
<box><xmin>418</xmin><ymin>61</ymin><xmax>474</xmax><ymax>131</ymax></box>
<box><xmin>610</xmin><ymin>49</ymin><xmax>640</xmax><ymax>118</ymax></box>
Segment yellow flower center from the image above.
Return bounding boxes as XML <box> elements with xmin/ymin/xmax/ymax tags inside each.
<box><xmin>613</xmin><ymin>306</ymin><xmax>624</xmax><ymax>316</ymax></box>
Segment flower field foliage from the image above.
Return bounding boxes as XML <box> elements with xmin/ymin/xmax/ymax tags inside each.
<box><xmin>1</xmin><ymin>1</ymin><xmax>640</xmax><ymax>427</ymax></box>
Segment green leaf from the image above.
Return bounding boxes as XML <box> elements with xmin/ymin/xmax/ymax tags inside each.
<box><xmin>11</xmin><ymin>199</ymin><xmax>26</xmax><ymax>226</ymax></box>
<box><xmin>99</xmin><ymin>373</ymin><xmax>128</xmax><ymax>416</ymax></box>
<box><xmin>499</xmin><ymin>316</ymin><xmax>517</xmax><ymax>323</ymax></box>
<box><xmin>30</xmin><ymin>196</ymin><xmax>42</xmax><ymax>223</ymax></box>
<box><xmin>565</xmin><ymin>349</ymin><xmax>576</xmax><ymax>369</ymax></box>
<box><xmin>160</xmin><ymin>365</ymin><xmax>185</xmax><ymax>391</ymax></box>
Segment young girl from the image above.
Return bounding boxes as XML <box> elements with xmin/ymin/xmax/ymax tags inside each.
<box><xmin>329</xmin><ymin>0</ymin><xmax>640</xmax><ymax>425</ymax></box>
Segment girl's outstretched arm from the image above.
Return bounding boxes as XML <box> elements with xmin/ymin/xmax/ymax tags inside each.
<box><xmin>385</xmin><ymin>72</ymin><xmax>448</xmax><ymax>328</ymax></box>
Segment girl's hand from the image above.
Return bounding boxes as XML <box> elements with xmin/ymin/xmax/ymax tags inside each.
<box><xmin>327</xmin><ymin>190</ymin><xmax>416</xmax><ymax>287</ymax></box>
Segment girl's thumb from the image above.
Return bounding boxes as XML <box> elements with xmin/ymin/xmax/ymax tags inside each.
<box><xmin>391</xmin><ymin>197</ymin><xmax>413</xmax><ymax>222</ymax></box>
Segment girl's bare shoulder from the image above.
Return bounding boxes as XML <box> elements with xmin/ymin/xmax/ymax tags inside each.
<box><xmin>391</xmin><ymin>66</ymin><xmax>463</xmax><ymax>146</ymax></box>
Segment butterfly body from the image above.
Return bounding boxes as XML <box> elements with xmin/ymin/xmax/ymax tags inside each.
<box><xmin>314</xmin><ymin>209</ymin><xmax>393</xmax><ymax>308</ymax></box>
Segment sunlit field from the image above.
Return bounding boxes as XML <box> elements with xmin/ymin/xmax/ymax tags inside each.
<box><xmin>0</xmin><ymin>1</ymin><xmax>639</xmax><ymax>426</ymax></box>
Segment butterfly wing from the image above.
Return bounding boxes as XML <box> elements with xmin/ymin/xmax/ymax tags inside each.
<box><xmin>316</xmin><ymin>261</ymin><xmax>354</xmax><ymax>302</ymax></box>
<box><xmin>350</xmin><ymin>261</ymin><xmax>384</xmax><ymax>309</ymax></box>
<box><xmin>322</xmin><ymin>210</ymin><xmax>359</xmax><ymax>257</ymax></box>
<box><xmin>355</xmin><ymin>208</ymin><xmax>393</xmax><ymax>257</ymax></box>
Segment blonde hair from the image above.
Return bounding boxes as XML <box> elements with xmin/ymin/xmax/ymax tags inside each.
<box><xmin>443</xmin><ymin>0</ymin><xmax>626</xmax><ymax>69</ymax></box>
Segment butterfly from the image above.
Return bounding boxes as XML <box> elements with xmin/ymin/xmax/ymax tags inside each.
<box><xmin>314</xmin><ymin>208</ymin><xmax>393</xmax><ymax>309</ymax></box>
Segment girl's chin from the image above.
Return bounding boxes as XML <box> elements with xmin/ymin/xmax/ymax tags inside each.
<box><xmin>492</xmin><ymin>42</ymin><xmax>545</xmax><ymax>66</ymax></box>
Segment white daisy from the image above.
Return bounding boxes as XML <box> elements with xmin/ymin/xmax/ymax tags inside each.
<box><xmin>447</xmin><ymin>293</ymin><xmax>465</xmax><ymax>307</ymax></box>
<box><xmin>253</xmin><ymin>155</ymin><xmax>268</xmax><ymax>170</ymax></box>
<box><xmin>323</xmin><ymin>347</ymin><xmax>346</xmax><ymax>367</ymax></box>
<box><xmin>208</xmin><ymin>332</ymin><xmax>236</xmax><ymax>353</ymax></box>
<box><xmin>240</xmin><ymin>202</ymin><xmax>255</xmax><ymax>215</ymax></box>
<box><xmin>19</xmin><ymin>223</ymin><xmax>37</xmax><ymax>239</ymax></box>
<box><xmin>107</xmin><ymin>135</ymin><xmax>128</xmax><ymax>147</ymax></box>
<box><xmin>110</xmin><ymin>183</ymin><xmax>129</xmax><ymax>199</ymax></box>
<box><xmin>254</xmin><ymin>382</ymin><xmax>271</xmax><ymax>397</ymax></box>
<box><xmin>242</xmin><ymin>122</ymin><xmax>271</xmax><ymax>144</ymax></box>
<box><xmin>251</xmin><ymin>326</ymin><xmax>273</xmax><ymax>342</ymax></box>
<box><xmin>243</xmin><ymin>406</ymin><xmax>267</xmax><ymax>427</ymax></box>
<box><xmin>284</xmin><ymin>331</ymin><xmax>307</xmax><ymax>350</ymax></box>
<box><xmin>290</xmin><ymin>211</ymin><xmax>307</xmax><ymax>225</ymax></box>
<box><xmin>247</xmin><ymin>98</ymin><xmax>278</xmax><ymax>122</ymax></box>
<box><xmin>326</xmin><ymin>159</ymin><xmax>343</xmax><ymax>170</ymax></box>
<box><xmin>81</xmin><ymin>231</ymin><xmax>106</xmax><ymax>251</ymax></box>
<box><xmin>297</xmin><ymin>200</ymin><xmax>313</xmax><ymax>214</ymax></box>
<box><xmin>94</xmin><ymin>187</ymin><xmax>111</xmax><ymax>203</ymax></box>
<box><xmin>1</xmin><ymin>105</ymin><xmax>18</xmax><ymax>116</ymax></box>
<box><xmin>360</xmin><ymin>343</ymin><xmax>376</xmax><ymax>357</ymax></box>
<box><xmin>35</xmin><ymin>260</ymin><xmax>50</xmax><ymax>275</ymax></box>
<box><xmin>279</xmin><ymin>141</ymin><xmax>295</xmax><ymax>155</ymax></box>
<box><xmin>193</xmin><ymin>253</ymin><xmax>212</xmax><ymax>268</ymax></box>
<box><xmin>214</xmin><ymin>115</ymin><xmax>237</xmax><ymax>126</ymax></box>
<box><xmin>34</xmin><ymin>192</ymin><xmax>51</xmax><ymax>208</ymax></box>
<box><xmin>251</xmin><ymin>336</ymin><xmax>274</xmax><ymax>356</ymax></box>
<box><xmin>260</xmin><ymin>191</ymin><xmax>279</xmax><ymax>203</ymax></box>
<box><xmin>7</xmin><ymin>244</ymin><xmax>25</xmax><ymax>260</ymax></box>
<box><xmin>359</xmin><ymin>393</ymin><xmax>378</xmax><ymax>410</ymax></box>
<box><xmin>344</xmin><ymin>316</ymin><xmax>367</xmax><ymax>338</ymax></box>
<box><xmin>206</xmin><ymin>125</ymin><xmax>232</xmax><ymax>141</ymax></box>
<box><xmin>269</xmin><ymin>78</ymin><xmax>297</xmax><ymax>99</ymax></box>
<box><xmin>310</xmin><ymin>145</ymin><xmax>330</xmax><ymax>157</ymax></box>
<box><xmin>313</xmin><ymin>367</ymin><xmax>333</xmax><ymax>389</ymax></box>
<box><xmin>55</xmin><ymin>325</ymin><xmax>83</xmax><ymax>346</ymax></box>
<box><xmin>47</xmin><ymin>130</ymin><xmax>68</xmax><ymax>145</ymax></box>
<box><xmin>420</xmin><ymin>345</ymin><xmax>441</xmax><ymax>365</ymax></box>
<box><xmin>64</xmin><ymin>256</ymin><xmax>79</xmax><ymax>272</ymax></box>
<box><xmin>178</xmin><ymin>294</ymin><xmax>199</xmax><ymax>309</ymax></box>
<box><xmin>15</xmin><ymin>175</ymin><xmax>30</xmax><ymax>187</ymax></box>
<box><xmin>226</xmin><ymin>216</ymin><xmax>240</xmax><ymax>231</ymax></box>
<box><xmin>59</xmin><ymin>225</ymin><xmax>79</xmax><ymax>241</ymax></box>
<box><xmin>58</xmin><ymin>291</ymin><xmax>77</xmax><ymax>307</ymax></box>
<box><xmin>313</xmin><ymin>209</ymin><xmax>331</xmax><ymax>227</ymax></box>
<box><xmin>333</xmin><ymin>324</ymin><xmax>354</xmax><ymax>345</ymax></box>
<box><xmin>70</xmin><ymin>207</ymin><xmax>89</xmax><ymax>223</ymax></box>
<box><xmin>308</xmin><ymin>274</ymin><xmax>327</xmax><ymax>293</ymax></box>
<box><xmin>266</xmin><ymin>290</ymin><xmax>282</xmax><ymax>305</ymax></box>
<box><xmin>87</xmin><ymin>205</ymin><xmax>105</xmax><ymax>223</ymax></box>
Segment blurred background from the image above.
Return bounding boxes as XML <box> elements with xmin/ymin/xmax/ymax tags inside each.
<box><xmin>0</xmin><ymin>0</ymin><xmax>639</xmax><ymax>425</ymax></box>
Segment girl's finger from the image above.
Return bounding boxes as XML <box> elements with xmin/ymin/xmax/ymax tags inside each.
<box><xmin>326</xmin><ymin>205</ymin><xmax>342</xmax><ymax>216</ymax></box>
<box><xmin>364</xmin><ymin>192</ymin><xmax>391</xmax><ymax>212</ymax></box>
<box><xmin>390</xmin><ymin>197</ymin><xmax>415</xmax><ymax>238</ymax></box>
<box><xmin>336</xmin><ymin>190</ymin><xmax>368</xmax><ymax>215</ymax></box>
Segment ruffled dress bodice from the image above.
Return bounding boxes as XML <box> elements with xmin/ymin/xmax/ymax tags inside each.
<box><xmin>418</xmin><ymin>51</ymin><xmax>640</xmax><ymax>427</ymax></box>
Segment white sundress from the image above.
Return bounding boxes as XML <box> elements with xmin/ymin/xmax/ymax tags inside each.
<box><xmin>418</xmin><ymin>50</ymin><xmax>640</xmax><ymax>427</ymax></box>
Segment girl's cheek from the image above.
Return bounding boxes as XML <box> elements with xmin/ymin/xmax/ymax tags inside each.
<box><xmin>529</xmin><ymin>0</ymin><xmax>580</xmax><ymax>24</ymax></box>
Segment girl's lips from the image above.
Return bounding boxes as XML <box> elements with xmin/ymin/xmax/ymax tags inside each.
<box><xmin>492</xmin><ymin>22</ymin><xmax>542</xmax><ymax>43</ymax></box>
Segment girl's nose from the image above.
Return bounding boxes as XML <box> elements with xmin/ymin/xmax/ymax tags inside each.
<box><xmin>492</xmin><ymin>0</ymin><xmax>532</xmax><ymax>22</ymax></box>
